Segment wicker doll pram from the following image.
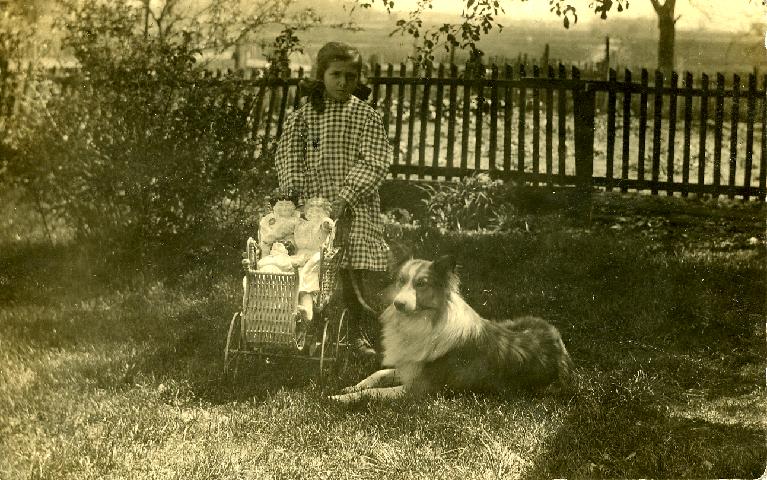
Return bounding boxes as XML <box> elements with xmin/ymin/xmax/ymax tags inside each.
<box><xmin>223</xmin><ymin>220</ymin><xmax>350</xmax><ymax>379</ymax></box>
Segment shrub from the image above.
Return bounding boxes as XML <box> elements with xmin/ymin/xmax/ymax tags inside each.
<box><xmin>419</xmin><ymin>173</ymin><xmax>517</xmax><ymax>231</ymax></box>
<box><xmin>5</xmin><ymin>1</ymin><xmax>277</xmax><ymax>260</ymax></box>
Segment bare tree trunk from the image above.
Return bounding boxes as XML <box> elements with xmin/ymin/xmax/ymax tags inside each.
<box><xmin>651</xmin><ymin>0</ymin><xmax>678</xmax><ymax>79</ymax></box>
<box><xmin>657</xmin><ymin>10</ymin><xmax>675</xmax><ymax>77</ymax></box>
<box><xmin>143</xmin><ymin>0</ymin><xmax>150</xmax><ymax>38</ymax></box>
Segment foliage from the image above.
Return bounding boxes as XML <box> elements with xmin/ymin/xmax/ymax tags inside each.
<box><xmin>356</xmin><ymin>0</ymin><xmax>764</xmax><ymax>72</ymax></box>
<box><xmin>263</xmin><ymin>26</ymin><xmax>306</xmax><ymax>78</ymax></box>
<box><xmin>0</xmin><ymin>3</ymin><xmax>46</xmax><ymax>181</ymax></box>
<box><xmin>0</xmin><ymin>5</ymin><xmax>30</xmax><ymax>67</ymax></box>
<box><xmin>5</xmin><ymin>1</ymin><xmax>278</xmax><ymax>257</ymax></box>
<box><xmin>1</xmin><ymin>0</ymin><xmax>338</xmax><ymax>260</ymax></box>
<box><xmin>419</xmin><ymin>173</ymin><xmax>517</xmax><ymax>231</ymax></box>
<box><xmin>357</xmin><ymin>0</ymin><xmax>630</xmax><ymax>67</ymax></box>
<box><xmin>56</xmin><ymin>0</ymin><xmax>317</xmax><ymax>55</ymax></box>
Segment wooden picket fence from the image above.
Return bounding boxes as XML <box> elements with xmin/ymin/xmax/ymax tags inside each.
<box><xmin>594</xmin><ymin>69</ymin><xmax>765</xmax><ymax>200</ymax></box>
<box><xmin>367</xmin><ymin>63</ymin><xmax>766</xmax><ymax>201</ymax></box>
<box><xmin>2</xmin><ymin>62</ymin><xmax>765</xmax><ymax>200</ymax></box>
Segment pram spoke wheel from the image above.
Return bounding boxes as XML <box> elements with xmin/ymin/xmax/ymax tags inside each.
<box><xmin>224</xmin><ymin>312</ymin><xmax>242</xmax><ymax>379</ymax></box>
<box><xmin>333</xmin><ymin>308</ymin><xmax>351</xmax><ymax>372</ymax></box>
<box><xmin>318</xmin><ymin>318</ymin><xmax>331</xmax><ymax>382</ymax></box>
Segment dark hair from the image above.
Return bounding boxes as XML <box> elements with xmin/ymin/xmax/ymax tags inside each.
<box><xmin>269</xmin><ymin>191</ymin><xmax>300</xmax><ymax>207</ymax></box>
<box><xmin>315</xmin><ymin>42</ymin><xmax>362</xmax><ymax>80</ymax></box>
<box><xmin>299</xmin><ymin>42</ymin><xmax>371</xmax><ymax>112</ymax></box>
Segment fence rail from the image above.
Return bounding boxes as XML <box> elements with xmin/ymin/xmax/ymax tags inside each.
<box><xmin>2</xmin><ymin>63</ymin><xmax>765</xmax><ymax>201</ymax></box>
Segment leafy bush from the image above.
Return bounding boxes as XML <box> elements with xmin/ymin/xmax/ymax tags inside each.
<box><xmin>419</xmin><ymin>173</ymin><xmax>516</xmax><ymax>231</ymax></box>
<box><xmin>5</xmin><ymin>1</ymin><xmax>276</xmax><ymax>259</ymax></box>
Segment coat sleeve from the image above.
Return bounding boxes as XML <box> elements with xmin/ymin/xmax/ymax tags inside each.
<box><xmin>275</xmin><ymin>108</ymin><xmax>305</xmax><ymax>196</ymax></box>
<box><xmin>337</xmin><ymin>109</ymin><xmax>392</xmax><ymax>206</ymax></box>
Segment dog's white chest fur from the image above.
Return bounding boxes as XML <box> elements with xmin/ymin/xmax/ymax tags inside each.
<box><xmin>379</xmin><ymin>298</ymin><xmax>482</xmax><ymax>386</ymax></box>
<box><xmin>380</xmin><ymin>306</ymin><xmax>438</xmax><ymax>365</ymax></box>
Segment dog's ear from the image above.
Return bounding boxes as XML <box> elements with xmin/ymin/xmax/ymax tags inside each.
<box><xmin>431</xmin><ymin>255</ymin><xmax>457</xmax><ymax>278</ymax></box>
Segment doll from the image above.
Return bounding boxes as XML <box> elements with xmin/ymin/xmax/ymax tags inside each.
<box><xmin>256</xmin><ymin>242</ymin><xmax>293</xmax><ymax>274</ymax></box>
<box><xmin>292</xmin><ymin>197</ymin><xmax>334</xmax><ymax>322</ymax></box>
<box><xmin>258</xmin><ymin>198</ymin><xmax>299</xmax><ymax>255</ymax></box>
<box><xmin>291</xmin><ymin>197</ymin><xmax>334</xmax><ymax>268</ymax></box>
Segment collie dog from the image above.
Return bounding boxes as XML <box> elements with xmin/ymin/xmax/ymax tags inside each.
<box><xmin>330</xmin><ymin>256</ymin><xmax>574</xmax><ymax>403</ymax></box>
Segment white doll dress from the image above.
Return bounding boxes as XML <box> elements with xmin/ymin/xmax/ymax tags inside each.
<box><xmin>293</xmin><ymin>216</ymin><xmax>334</xmax><ymax>294</ymax></box>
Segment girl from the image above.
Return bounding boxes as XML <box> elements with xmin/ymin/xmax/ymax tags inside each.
<box><xmin>274</xmin><ymin>41</ymin><xmax>392</xmax><ymax>353</ymax></box>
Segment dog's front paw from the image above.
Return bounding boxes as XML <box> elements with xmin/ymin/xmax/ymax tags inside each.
<box><xmin>329</xmin><ymin>392</ymin><xmax>356</xmax><ymax>403</ymax></box>
<box><xmin>340</xmin><ymin>385</ymin><xmax>362</xmax><ymax>394</ymax></box>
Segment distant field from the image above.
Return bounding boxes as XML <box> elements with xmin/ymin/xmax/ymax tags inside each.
<box><xmin>235</xmin><ymin>16</ymin><xmax>766</xmax><ymax>76</ymax></box>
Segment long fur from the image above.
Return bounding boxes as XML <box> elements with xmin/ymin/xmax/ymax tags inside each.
<box><xmin>331</xmin><ymin>256</ymin><xmax>574</xmax><ymax>402</ymax></box>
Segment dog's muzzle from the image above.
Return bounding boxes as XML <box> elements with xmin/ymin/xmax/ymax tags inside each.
<box><xmin>393</xmin><ymin>299</ymin><xmax>410</xmax><ymax>312</ymax></box>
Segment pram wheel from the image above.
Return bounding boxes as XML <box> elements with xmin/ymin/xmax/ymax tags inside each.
<box><xmin>223</xmin><ymin>312</ymin><xmax>242</xmax><ymax>380</ymax></box>
<box><xmin>319</xmin><ymin>308</ymin><xmax>351</xmax><ymax>378</ymax></box>
<box><xmin>333</xmin><ymin>308</ymin><xmax>351</xmax><ymax>373</ymax></box>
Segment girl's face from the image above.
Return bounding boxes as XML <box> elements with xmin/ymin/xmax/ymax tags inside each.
<box><xmin>322</xmin><ymin>60</ymin><xmax>359</xmax><ymax>102</ymax></box>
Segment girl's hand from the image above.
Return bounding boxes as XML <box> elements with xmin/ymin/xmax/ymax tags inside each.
<box><xmin>330</xmin><ymin>198</ymin><xmax>348</xmax><ymax>220</ymax></box>
<box><xmin>320</xmin><ymin>219</ymin><xmax>334</xmax><ymax>233</ymax></box>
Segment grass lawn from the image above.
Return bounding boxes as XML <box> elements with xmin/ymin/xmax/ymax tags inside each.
<box><xmin>0</xmin><ymin>190</ymin><xmax>764</xmax><ymax>479</ymax></box>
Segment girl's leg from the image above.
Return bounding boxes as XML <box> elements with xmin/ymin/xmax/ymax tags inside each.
<box><xmin>340</xmin><ymin>269</ymin><xmax>386</xmax><ymax>353</ymax></box>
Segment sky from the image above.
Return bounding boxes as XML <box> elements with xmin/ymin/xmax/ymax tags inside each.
<box><xmin>369</xmin><ymin>0</ymin><xmax>764</xmax><ymax>32</ymax></box>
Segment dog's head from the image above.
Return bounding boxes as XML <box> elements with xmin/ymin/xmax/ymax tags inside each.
<box><xmin>388</xmin><ymin>255</ymin><xmax>458</xmax><ymax>314</ymax></box>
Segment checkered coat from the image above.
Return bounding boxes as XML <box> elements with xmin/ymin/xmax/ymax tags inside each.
<box><xmin>275</xmin><ymin>96</ymin><xmax>392</xmax><ymax>271</ymax></box>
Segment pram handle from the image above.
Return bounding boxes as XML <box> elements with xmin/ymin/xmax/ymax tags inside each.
<box><xmin>245</xmin><ymin>237</ymin><xmax>258</xmax><ymax>272</ymax></box>
<box><xmin>329</xmin><ymin>211</ymin><xmax>353</xmax><ymax>249</ymax></box>
<box><xmin>321</xmin><ymin>218</ymin><xmax>337</xmax><ymax>252</ymax></box>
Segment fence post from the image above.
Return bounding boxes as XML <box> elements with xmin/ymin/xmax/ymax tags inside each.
<box><xmin>571</xmin><ymin>69</ymin><xmax>595</xmax><ymax>222</ymax></box>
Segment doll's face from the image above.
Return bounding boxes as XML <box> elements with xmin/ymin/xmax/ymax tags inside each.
<box><xmin>273</xmin><ymin>200</ymin><xmax>296</xmax><ymax>217</ymax></box>
<box><xmin>304</xmin><ymin>198</ymin><xmax>331</xmax><ymax>220</ymax></box>
<box><xmin>270</xmin><ymin>242</ymin><xmax>288</xmax><ymax>256</ymax></box>
<box><xmin>305</xmin><ymin>206</ymin><xmax>328</xmax><ymax>220</ymax></box>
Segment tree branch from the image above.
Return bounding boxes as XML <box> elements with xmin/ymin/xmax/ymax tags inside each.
<box><xmin>685</xmin><ymin>0</ymin><xmax>714</xmax><ymax>22</ymax></box>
